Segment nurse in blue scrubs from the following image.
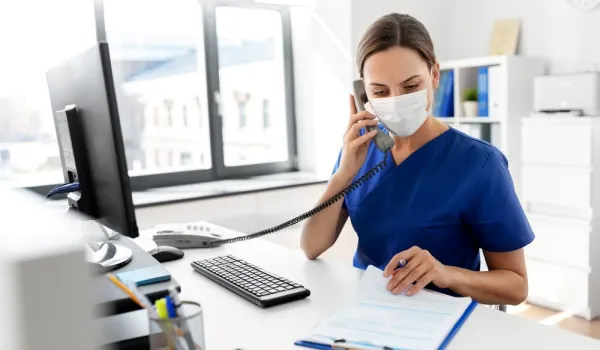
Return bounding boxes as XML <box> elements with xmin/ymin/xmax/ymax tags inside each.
<box><xmin>300</xmin><ymin>13</ymin><xmax>535</xmax><ymax>306</ymax></box>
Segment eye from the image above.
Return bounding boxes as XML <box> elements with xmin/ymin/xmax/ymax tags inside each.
<box><xmin>372</xmin><ymin>90</ymin><xmax>388</xmax><ymax>97</ymax></box>
<box><xmin>405</xmin><ymin>83</ymin><xmax>420</xmax><ymax>91</ymax></box>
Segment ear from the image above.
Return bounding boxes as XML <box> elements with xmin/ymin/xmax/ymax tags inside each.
<box><xmin>432</xmin><ymin>62</ymin><xmax>441</xmax><ymax>89</ymax></box>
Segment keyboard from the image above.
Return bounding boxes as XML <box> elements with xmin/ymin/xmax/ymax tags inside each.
<box><xmin>191</xmin><ymin>255</ymin><xmax>311</xmax><ymax>308</ymax></box>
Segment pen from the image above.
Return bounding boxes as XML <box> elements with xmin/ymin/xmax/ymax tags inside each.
<box><xmin>108</xmin><ymin>275</ymin><xmax>181</xmax><ymax>349</ymax></box>
<box><xmin>168</xmin><ymin>286</ymin><xmax>197</xmax><ymax>350</ymax></box>
<box><xmin>107</xmin><ymin>274</ymin><xmax>143</xmax><ymax>309</ymax></box>
<box><xmin>398</xmin><ymin>259</ymin><xmax>407</xmax><ymax>268</ymax></box>
<box><xmin>156</xmin><ymin>298</ymin><xmax>169</xmax><ymax>318</ymax></box>
<box><xmin>156</xmin><ymin>298</ymin><xmax>182</xmax><ymax>350</ymax></box>
<box><xmin>165</xmin><ymin>296</ymin><xmax>177</xmax><ymax>318</ymax></box>
<box><xmin>120</xmin><ymin>278</ymin><xmax>160</xmax><ymax>319</ymax></box>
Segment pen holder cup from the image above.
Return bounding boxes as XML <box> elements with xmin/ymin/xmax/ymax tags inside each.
<box><xmin>149</xmin><ymin>301</ymin><xmax>206</xmax><ymax>350</ymax></box>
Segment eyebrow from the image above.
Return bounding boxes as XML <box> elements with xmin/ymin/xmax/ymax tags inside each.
<box><xmin>369</xmin><ymin>75</ymin><xmax>421</xmax><ymax>87</ymax></box>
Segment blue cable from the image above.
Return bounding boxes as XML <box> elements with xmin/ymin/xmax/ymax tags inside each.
<box><xmin>45</xmin><ymin>182</ymin><xmax>80</xmax><ymax>198</ymax></box>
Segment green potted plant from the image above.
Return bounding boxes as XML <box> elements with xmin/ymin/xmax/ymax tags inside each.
<box><xmin>462</xmin><ymin>88</ymin><xmax>478</xmax><ymax>117</ymax></box>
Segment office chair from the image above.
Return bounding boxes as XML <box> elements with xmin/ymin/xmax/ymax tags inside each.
<box><xmin>491</xmin><ymin>304</ymin><xmax>507</xmax><ymax>312</ymax></box>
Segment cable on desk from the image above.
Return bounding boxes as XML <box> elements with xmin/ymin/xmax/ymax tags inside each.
<box><xmin>208</xmin><ymin>153</ymin><xmax>389</xmax><ymax>247</ymax></box>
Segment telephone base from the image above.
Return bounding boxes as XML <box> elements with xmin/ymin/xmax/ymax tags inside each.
<box><xmin>152</xmin><ymin>221</ymin><xmax>239</xmax><ymax>249</ymax></box>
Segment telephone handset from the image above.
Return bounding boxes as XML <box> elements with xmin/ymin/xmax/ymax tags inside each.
<box><xmin>201</xmin><ymin>83</ymin><xmax>390</xmax><ymax>248</ymax></box>
<box><xmin>352</xmin><ymin>79</ymin><xmax>395</xmax><ymax>153</ymax></box>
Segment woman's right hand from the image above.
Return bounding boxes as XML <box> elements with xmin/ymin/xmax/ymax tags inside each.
<box><xmin>335</xmin><ymin>95</ymin><xmax>379</xmax><ymax>183</ymax></box>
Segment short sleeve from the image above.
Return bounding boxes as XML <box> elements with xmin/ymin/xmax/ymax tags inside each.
<box><xmin>465</xmin><ymin>150</ymin><xmax>535</xmax><ymax>252</ymax></box>
<box><xmin>329</xmin><ymin>148</ymin><xmax>348</xmax><ymax>210</ymax></box>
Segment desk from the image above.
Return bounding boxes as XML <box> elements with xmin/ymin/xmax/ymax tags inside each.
<box><xmin>140</xmin><ymin>225</ymin><xmax>600</xmax><ymax>350</ymax></box>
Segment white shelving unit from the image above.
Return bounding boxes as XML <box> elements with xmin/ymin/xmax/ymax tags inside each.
<box><xmin>436</xmin><ymin>55</ymin><xmax>546</xmax><ymax>196</ymax></box>
<box><xmin>520</xmin><ymin>116</ymin><xmax>600</xmax><ymax>320</ymax></box>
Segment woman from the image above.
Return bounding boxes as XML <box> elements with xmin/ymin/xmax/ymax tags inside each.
<box><xmin>300</xmin><ymin>13</ymin><xmax>534</xmax><ymax>306</ymax></box>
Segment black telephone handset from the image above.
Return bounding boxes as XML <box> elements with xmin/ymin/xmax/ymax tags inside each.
<box><xmin>352</xmin><ymin>79</ymin><xmax>395</xmax><ymax>153</ymax></box>
<box><xmin>203</xmin><ymin>82</ymin><xmax>390</xmax><ymax>248</ymax></box>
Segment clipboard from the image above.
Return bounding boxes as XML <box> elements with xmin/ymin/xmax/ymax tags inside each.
<box><xmin>438</xmin><ymin>299</ymin><xmax>478</xmax><ymax>349</ymax></box>
<box><xmin>295</xmin><ymin>299</ymin><xmax>477</xmax><ymax>349</ymax></box>
<box><xmin>294</xmin><ymin>266</ymin><xmax>479</xmax><ymax>350</ymax></box>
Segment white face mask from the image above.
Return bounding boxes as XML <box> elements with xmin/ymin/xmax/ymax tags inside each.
<box><xmin>366</xmin><ymin>71</ymin><xmax>432</xmax><ymax>137</ymax></box>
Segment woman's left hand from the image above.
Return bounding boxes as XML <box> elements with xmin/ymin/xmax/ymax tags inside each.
<box><xmin>383</xmin><ymin>246</ymin><xmax>454</xmax><ymax>296</ymax></box>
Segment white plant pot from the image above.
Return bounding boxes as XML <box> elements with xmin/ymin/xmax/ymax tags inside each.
<box><xmin>463</xmin><ymin>101</ymin><xmax>478</xmax><ymax>117</ymax></box>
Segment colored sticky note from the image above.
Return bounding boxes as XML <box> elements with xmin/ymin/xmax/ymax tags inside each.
<box><xmin>116</xmin><ymin>265</ymin><xmax>171</xmax><ymax>286</ymax></box>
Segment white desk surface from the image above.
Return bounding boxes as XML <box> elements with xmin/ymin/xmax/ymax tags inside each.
<box><xmin>141</xmin><ymin>225</ymin><xmax>600</xmax><ymax>350</ymax></box>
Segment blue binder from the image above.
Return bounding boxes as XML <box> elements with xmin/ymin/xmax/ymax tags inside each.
<box><xmin>477</xmin><ymin>67</ymin><xmax>489</xmax><ymax>117</ymax></box>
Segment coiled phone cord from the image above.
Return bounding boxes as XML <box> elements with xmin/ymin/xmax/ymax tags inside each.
<box><xmin>208</xmin><ymin>153</ymin><xmax>388</xmax><ymax>247</ymax></box>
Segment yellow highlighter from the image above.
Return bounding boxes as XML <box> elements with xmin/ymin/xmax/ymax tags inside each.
<box><xmin>156</xmin><ymin>298</ymin><xmax>168</xmax><ymax>319</ymax></box>
<box><xmin>155</xmin><ymin>298</ymin><xmax>179</xmax><ymax>350</ymax></box>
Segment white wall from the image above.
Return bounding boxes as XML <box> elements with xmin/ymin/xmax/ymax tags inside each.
<box><xmin>351</xmin><ymin>0</ymin><xmax>449</xmax><ymax>78</ymax></box>
<box><xmin>292</xmin><ymin>0</ymin><xmax>449</xmax><ymax>176</ymax></box>
<box><xmin>444</xmin><ymin>0</ymin><xmax>600</xmax><ymax>74</ymax></box>
<box><xmin>291</xmin><ymin>1</ymin><xmax>354</xmax><ymax>176</ymax></box>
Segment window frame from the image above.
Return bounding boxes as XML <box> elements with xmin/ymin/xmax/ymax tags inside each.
<box><xmin>203</xmin><ymin>0</ymin><xmax>298</xmax><ymax>179</ymax></box>
<box><xmin>25</xmin><ymin>0</ymin><xmax>298</xmax><ymax>196</ymax></box>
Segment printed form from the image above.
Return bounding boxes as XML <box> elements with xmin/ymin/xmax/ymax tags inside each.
<box><xmin>300</xmin><ymin>265</ymin><xmax>474</xmax><ymax>349</ymax></box>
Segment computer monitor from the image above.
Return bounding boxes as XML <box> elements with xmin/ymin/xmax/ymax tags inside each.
<box><xmin>46</xmin><ymin>42</ymin><xmax>139</xmax><ymax>240</ymax></box>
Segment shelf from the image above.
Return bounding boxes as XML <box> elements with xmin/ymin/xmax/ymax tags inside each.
<box><xmin>436</xmin><ymin>117</ymin><xmax>455</xmax><ymax>124</ymax></box>
<box><xmin>459</xmin><ymin>117</ymin><xmax>502</xmax><ymax>124</ymax></box>
<box><xmin>436</xmin><ymin>117</ymin><xmax>501</xmax><ymax>124</ymax></box>
<box><xmin>439</xmin><ymin>56</ymin><xmax>506</xmax><ymax>70</ymax></box>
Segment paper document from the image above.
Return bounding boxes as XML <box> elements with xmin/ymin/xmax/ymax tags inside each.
<box><xmin>299</xmin><ymin>266</ymin><xmax>475</xmax><ymax>350</ymax></box>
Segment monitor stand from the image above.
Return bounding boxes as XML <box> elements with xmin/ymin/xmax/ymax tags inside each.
<box><xmin>65</xmin><ymin>207</ymin><xmax>133</xmax><ymax>273</ymax></box>
<box><xmin>84</xmin><ymin>229</ymin><xmax>133</xmax><ymax>273</ymax></box>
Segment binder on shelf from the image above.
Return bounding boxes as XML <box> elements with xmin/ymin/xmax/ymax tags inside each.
<box><xmin>433</xmin><ymin>70</ymin><xmax>448</xmax><ymax>116</ymax></box>
<box><xmin>478</xmin><ymin>66</ymin><xmax>489</xmax><ymax>117</ymax></box>
<box><xmin>434</xmin><ymin>70</ymin><xmax>454</xmax><ymax>118</ymax></box>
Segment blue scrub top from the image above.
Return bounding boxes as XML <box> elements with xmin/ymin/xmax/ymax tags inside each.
<box><xmin>331</xmin><ymin>126</ymin><xmax>535</xmax><ymax>296</ymax></box>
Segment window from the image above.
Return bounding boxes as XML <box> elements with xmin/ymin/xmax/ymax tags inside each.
<box><xmin>8</xmin><ymin>0</ymin><xmax>296</xmax><ymax>194</ymax></box>
<box><xmin>214</xmin><ymin>5</ymin><xmax>293</xmax><ymax>170</ymax></box>
<box><xmin>195</xmin><ymin>95</ymin><xmax>203</xmax><ymax>128</ymax></box>
<box><xmin>153</xmin><ymin>107</ymin><xmax>160</xmax><ymax>127</ymax></box>
<box><xmin>165</xmin><ymin>99</ymin><xmax>174</xmax><ymax>128</ymax></box>
<box><xmin>182</xmin><ymin>105</ymin><xmax>188</xmax><ymax>127</ymax></box>
<box><xmin>104</xmin><ymin>0</ymin><xmax>213</xmax><ymax>178</ymax></box>
<box><xmin>0</xmin><ymin>0</ymin><xmax>96</xmax><ymax>189</ymax></box>
<box><xmin>262</xmin><ymin>99</ymin><xmax>270</xmax><ymax>129</ymax></box>
<box><xmin>168</xmin><ymin>150</ymin><xmax>174</xmax><ymax>167</ymax></box>
<box><xmin>234</xmin><ymin>91</ymin><xmax>250</xmax><ymax>128</ymax></box>
<box><xmin>180</xmin><ymin>152</ymin><xmax>193</xmax><ymax>166</ymax></box>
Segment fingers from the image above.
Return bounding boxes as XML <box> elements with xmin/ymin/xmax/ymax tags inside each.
<box><xmin>346</xmin><ymin>111</ymin><xmax>376</xmax><ymax>133</ymax></box>
<box><xmin>384</xmin><ymin>246</ymin><xmax>421</xmax><ymax>277</ymax></box>
<box><xmin>386</xmin><ymin>252</ymin><xmax>427</xmax><ymax>292</ymax></box>
<box><xmin>345</xmin><ymin>119</ymin><xmax>378</xmax><ymax>143</ymax></box>
<box><xmin>406</xmin><ymin>272</ymin><xmax>435</xmax><ymax>296</ymax></box>
<box><xmin>348</xmin><ymin>129</ymin><xmax>378</xmax><ymax>151</ymax></box>
<box><xmin>390</xmin><ymin>262</ymin><xmax>429</xmax><ymax>294</ymax></box>
<box><xmin>349</xmin><ymin>94</ymin><xmax>358</xmax><ymax>115</ymax></box>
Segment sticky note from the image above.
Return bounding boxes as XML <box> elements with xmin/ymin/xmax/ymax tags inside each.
<box><xmin>116</xmin><ymin>265</ymin><xmax>171</xmax><ymax>286</ymax></box>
